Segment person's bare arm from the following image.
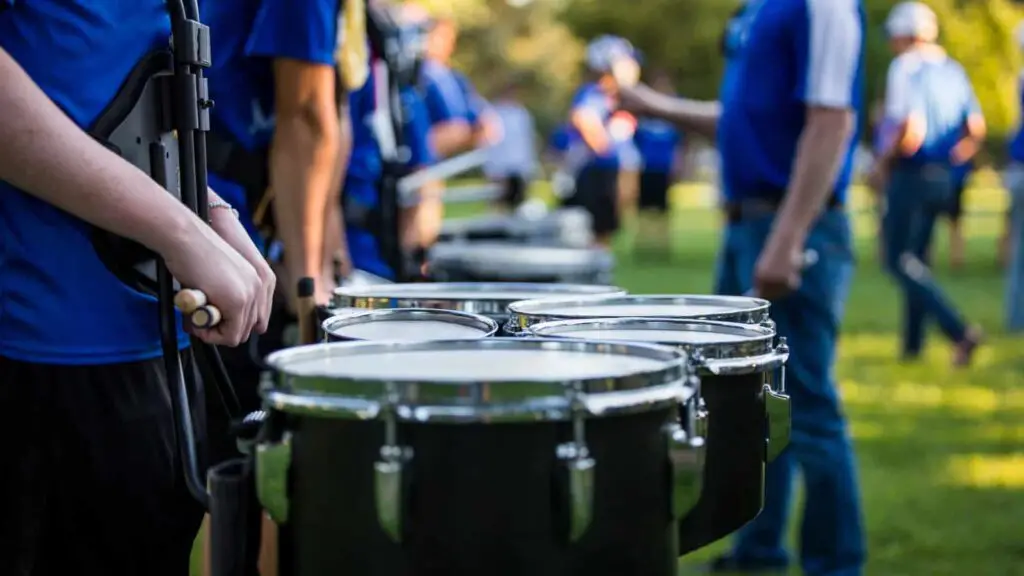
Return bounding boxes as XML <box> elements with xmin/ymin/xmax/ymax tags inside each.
<box><xmin>619</xmin><ymin>85</ymin><xmax>720</xmax><ymax>141</ymax></box>
<box><xmin>570</xmin><ymin>109</ymin><xmax>612</xmax><ymax>156</ymax></box>
<box><xmin>951</xmin><ymin>112</ymin><xmax>986</xmax><ymax>165</ymax></box>
<box><xmin>0</xmin><ymin>47</ymin><xmax>200</xmax><ymax>255</ymax></box>
<box><xmin>269</xmin><ymin>58</ymin><xmax>341</xmax><ymax>293</ymax></box>
<box><xmin>770</xmin><ymin>107</ymin><xmax>855</xmax><ymax>248</ymax></box>
<box><xmin>429</xmin><ymin>120</ymin><xmax>473</xmax><ymax>158</ymax></box>
<box><xmin>323</xmin><ymin>101</ymin><xmax>353</xmax><ymax>277</ymax></box>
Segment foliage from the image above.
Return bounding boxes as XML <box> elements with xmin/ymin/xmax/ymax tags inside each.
<box><xmin>433</xmin><ymin>0</ymin><xmax>1024</xmax><ymax>159</ymax></box>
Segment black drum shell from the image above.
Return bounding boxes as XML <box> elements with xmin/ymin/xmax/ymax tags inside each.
<box><xmin>276</xmin><ymin>407</ymin><xmax>681</xmax><ymax>576</ymax></box>
<box><xmin>677</xmin><ymin>370</ymin><xmax>767</xmax><ymax>554</ymax></box>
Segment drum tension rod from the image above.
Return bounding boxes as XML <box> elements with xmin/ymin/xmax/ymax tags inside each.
<box><xmin>556</xmin><ymin>380</ymin><xmax>596</xmax><ymax>543</ymax></box>
<box><xmin>375</xmin><ymin>380</ymin><xmax>412</xmax><ymax>543</ymax></box>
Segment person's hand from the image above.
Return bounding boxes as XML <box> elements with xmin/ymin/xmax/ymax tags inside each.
<box><xmin>161</xmin><ymin>217</ymin><xmax>261</xmax><ymax>347</ymax></box>
<box><xmin>209</xmin><ymin>207</ymin><xmax>275</xmax><ymax>335</ymax></box>
<box><xmin>950</xmin><ymin>139</ymin><xmax>979</xmax><ymax>166</ymax></box>
<box><xmin>752</xmin><ymin>237</ymin><xmax>804</xmax><ymax>301</ymax></box>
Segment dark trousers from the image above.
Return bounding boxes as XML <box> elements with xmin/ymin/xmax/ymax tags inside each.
<box><xmin>0</xmin><ymin>353</ymin><xmax>207</xmax><ymax>576</ymax></box>
<box><xmin>883</xmin><ymin>164</ymin><xmax>968</xmax><ymax>353</ymax></box>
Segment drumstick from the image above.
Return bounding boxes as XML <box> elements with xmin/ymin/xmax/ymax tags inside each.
<box><xmin>174</xmin><ymin>289</ymin><xmax>223</xmax><ymax>329</ymax></box>
<box><xmin>296</xmin><ymin>277</ymin><xmax>317</xmax><ymax>345</ymax></box>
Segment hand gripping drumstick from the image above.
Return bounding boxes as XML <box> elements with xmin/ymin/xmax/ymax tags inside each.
<box><xmin>744</xmin><ymin>249</ymin><xmax>819</xmax><ymax>298</ymax></box>
<box><xmin>174</xmin><ymin>289</ymin><xmax>223</xmax><ymax>329</ymax></box>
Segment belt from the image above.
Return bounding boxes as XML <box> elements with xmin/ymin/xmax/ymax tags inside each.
<box><xmin>724</xmin><ymin>195</ymin><xmax>843</xmax><ymax>224</ymax></box>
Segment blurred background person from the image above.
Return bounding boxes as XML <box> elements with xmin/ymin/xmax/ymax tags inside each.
<box><xmin>563</xmin><ymin>35</ymin><xmax>639</xmax><ymax>247</ymax></box>
<box><xmin>484</xmin><ymin>74</ymin><xmax>539</xmax><ymax>212</ymax></box>
<box><xmin>871</xmin><ymin>1</ymin><xmax>985</xmax><ymax>365</ymax></box>
<box><xmin>946</xmin><ymin>159</ymin><xmax>972</xmax><ymax>269</ymax></box>
<box><xmin>633</xmin><ymin>68</ymin><xmax>685</xmax><ymax>258</ymax></box>
<box><xmin>407</xmin><ymin>4</ymin><xmax>500</xmax><ymax>250</ymax></box>
<box><xmin>1004</xmin><ymin>21</ymin><xmax>1024</xmax><ymax>332</ymax></box>
<box><xmin>870</xmin><ymin>97</ymin><xmax>897</xmax><ymax>262</ymax></box>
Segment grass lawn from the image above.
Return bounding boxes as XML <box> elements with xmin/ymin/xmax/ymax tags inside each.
<box><xmin>193</xmin><ymin>182</ymin><xmax>1024</xmax><ymax>575</ymax></box>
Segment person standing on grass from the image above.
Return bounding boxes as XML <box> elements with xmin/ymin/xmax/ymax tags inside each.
<box><xmin>0</xmin><ymin>1</ymin><xmax>273</xmax><ymax>574</ymax></box>
<box><xmin>619</xmin><ymin>0</ymin><xmax>867</xmax><ymax>573</ymax></box>
<box><xmin>870</xmin><ymin>2</ymin><xmax>985</xmax><ymax>365</ymax></box>
<box><xmin>564</xmin><ymin>35</ymin><xmax>641</xmax><ymax>248</ymax></box>
<box><xmin>1003</xmin><ymin>22</ymin><xmax>1024</xmax><ymax>332</ymax></box>
<box><xmin>633</xmin><ymin>69</ymin><xmax>685</xmax><ymax>257</ymax></box>
<box><xmin>484</xmin><ymin>75</ymin><xmax>539</xmax><ymax>212</ymax></box>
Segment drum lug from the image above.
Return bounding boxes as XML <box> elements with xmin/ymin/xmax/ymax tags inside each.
<box><xmin>375</xmin><ymin>382</ymin><xmax>412</xmax><ymax>543</ymax></box>
<box><xmin>256</xmin><ymin>432</ymin><xmax>292</xmax><ymax>524</ymax></box>
<box><xmin>762</xmin><ymin>337</ymin><xmax>791</xmax><ymax>462</ymax></box>
<box><xmin>557</xmin><ymin>381</ymin><xmax>595</xmax><ymax>543</ymax></box>
<box><xmin>664</xmin><ymin>420</ymin><xmax>705</xmax><ymax>521</ymax></box>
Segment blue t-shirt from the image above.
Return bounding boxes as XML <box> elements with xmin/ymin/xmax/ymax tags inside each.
<box><xmin>0</xmin><ymin>1</ymin><xmax>190</xmax><ymax>364</ymax></box>
<box><xmin>717</xmin><ymin>0</ymin><xmax>865</xmax><ymax>204</ymax></box>
<box><xmin>202</xmin><ymin>0</ymin><xmax>341</xmax><ymax>246</ymax></box>
<box><xmin>344</xmin><ymin>67</ymin><xmax>434</xmax><ymax>279</ymax></box>
<box><xmin>569</xmin><ymin>82</ymin><xmax>619</xmax><ymax>170</ymax></box>
<box><xmin>421</xmin><ymin>60</ymin><xmax>478</xmax><ymax>126</ymax></box>
<box><xmin>548</xmin><ymin>124</ymin><xmax>573</xmax><ymax>153</ymax></box>
<box><xmin>720</xmin><ymin>4</ymin><xmax>751</xmax><ymax>105</ymax></box>
<box><xmin>884</xmin><ymin>48</ymin><xmax>979</xmax><ymax>166</ymax></box>
<box><xmin>635</xmin><ymin>118</ymin><xmax>681</xmax><ymax>174</ymax></box>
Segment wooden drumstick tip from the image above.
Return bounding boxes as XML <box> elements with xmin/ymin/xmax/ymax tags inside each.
<box><xmin>190</xmin><ymin>305</ymin><xmax>222</xmax><ymax>329</ymax></box>
<box><xmin>175</xmin><ymin>289</ymin><xmax>208</xmax><ymax>313</ymax></box>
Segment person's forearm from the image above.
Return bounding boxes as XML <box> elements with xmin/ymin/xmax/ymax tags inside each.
<box><xmin>771</xmin><ymin>114</ymin><xmax>853</xmax><ymax>248</ymax></box>
<box><xmin>430</xmin><ymin>121</ymin><xmax>473</xmax><ymax>158</ymax></box>
<box><xmin>323</xmin><ymin>109</ymin><xmax>352</xmax><ymax>271</ymax></box>
<box><xmin>270</xmin><ymin>111</ymin><xmax>341</xmax><ymax>282</ymax></box>
<box><xmin>0</xmin><ymin>47</ymin><xmax>200</xmax><ymax>256</ymax></box>
<box><xmin>640</xmin><ymin>93</ymin><xmax>720</xmax><ymax>141</ymax></box>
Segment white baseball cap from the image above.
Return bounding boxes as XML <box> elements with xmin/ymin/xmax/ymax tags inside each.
<box><xmin>885</xmin><ymin>2</ymin><xmax>939</xmax><ymax>42</ymax></box>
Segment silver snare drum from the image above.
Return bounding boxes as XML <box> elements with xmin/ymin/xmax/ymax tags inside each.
<box><xmin>257</xmin><ymin>338</ymin><xmax>704</xmax><ymax>576</ymax></box>
<box><xmin>333</xmin><ymin>282</ymin><xmax>626</xmax><ymax>335</ymax></box>
<box><xmin>507</xmin><ymin>294</ymin><xmax>772</xmax><ymax>334</ymax></box>
<box><xmin>526</xmin><ymin>318</ymin><xmax>791</xmax><ymax>555</ymax></box>
<box><xmin>425</xmin><ymin>241</ymin><xmax>615</xmax><ymax>285</ymax></box>
<box><xmin>321</xmin><ymin>308</ymin><xmax>498</xmax><ymax>342</ymax></box>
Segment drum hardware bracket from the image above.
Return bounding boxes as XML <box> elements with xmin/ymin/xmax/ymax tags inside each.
<box><xmin>375</xmin><ymin>381</ymin><xmax>412</xmax><ymax>543</ymax></box>
<box><xmin>764</xmin><ymin>337</ymin><xmax>791</xmax><ymax>463</ymax></box>
<box><xmin>665</xmin><ymin>360</ymin><xmax>707</xmax><ymax>520</ymax></box>
<box><xmin>556</xmin><ymin>380</ymin><xmax>595</xmax><ymax>543</ymax></box>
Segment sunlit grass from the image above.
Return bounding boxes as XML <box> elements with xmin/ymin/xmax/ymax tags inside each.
<box><xmin>191</xmin><ymin>183</ymin><xmax>1024</xmax><ymax>576</ymax></box>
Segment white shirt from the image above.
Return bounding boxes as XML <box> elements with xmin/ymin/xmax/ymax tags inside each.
<box><xmin>484</xmin><ymin>100</ymin><xmax>538</xmax><ymax>179</ymax></box>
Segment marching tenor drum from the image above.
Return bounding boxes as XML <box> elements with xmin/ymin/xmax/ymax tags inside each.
<box><xmin>526</xmin><ymin>318</ymin><xmax>791</xmax><ymax>554</ymax></box>
<box><xmin>256</xmin><ymin>338</ymin><xmax>705</xmax><ymax>576</ymax></box>
<box><xmin>506</xmin><ymin>294</ymin><xmax>772</xmax><ymax>335</ymax></box>
<box><xmin>424</xmin><ymin>242</ymin><xmax>615</xmax><ymax>284</ymax></box>
<box><xmin>333</xmin><ymin>282</ymin><xmax>626</xmax><ymax>335</ymax></box>
<box><xmin>321</xmin><ymin>308</ymin><xmax>498</xmax><ymax>342</ymax></box>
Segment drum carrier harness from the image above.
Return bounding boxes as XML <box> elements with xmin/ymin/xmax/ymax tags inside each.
<box><xmin>84</xmin><ymin>3</ymin><xmax>248</xmax><ymax>570</ymax></box>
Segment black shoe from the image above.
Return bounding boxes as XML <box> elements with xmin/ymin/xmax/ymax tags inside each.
<box><xmin>696</xmin><ymin>554</ymin><xmax>789</xmax><ymax>574</ymax></box>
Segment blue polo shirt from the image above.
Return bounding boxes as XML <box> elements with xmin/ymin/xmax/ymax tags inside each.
<box><xmin>720</xmin><ymin>3</ymin><xmax>751</xmax><ymax>104</ymax></box>
<box><xmin>202</xmin><ymin>0</ymin><xmax>341</xmax><ymax>248</ymax></box>
<box><xmin>635</xmin><ymin>118</ymin><xmax>681</xmax><ymax>174</ymax></box>
<box><xmin>421</xmin><ymin>59</ymin><xmax>479</xmax><ymax>127</ymax></box>
<box><xmin>569</xmin><ymin>82</ymin><xmax>619</xmax><ymax>170</ymax></box>
<box><xmin>884</xmin><ymin>47</ymin><xmax>979</xmax><ymax>167</ymax></box>
<box><xmin>345</xmin><ymin>66</ymin><xmax>434</xmax><ymax>279</ymax></box>
<box><xmin>0</xmin><ymin>1</ymin><xmax>189</xmax><ymax>364</ymax></box>
<box><xmin>718</xmin><ymin>0</ymin><xmax>865</xmax><ymax>204</ymax></box>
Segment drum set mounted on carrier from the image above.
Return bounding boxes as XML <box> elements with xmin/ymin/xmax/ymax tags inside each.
<box><xmin>205</xmin><ymin>233</ymin><xmax>792</xmax><ymax>576</ymax></box>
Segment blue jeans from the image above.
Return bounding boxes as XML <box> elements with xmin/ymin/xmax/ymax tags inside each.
<box><xmin>1005</xmin><ymin>163</ymin><xmax>1024</xmax><ymax>331</ymax></box>
<box><xmin>713</xmin><ymin>208</ymin><xmax>865</xmax><ymax>576</ymax></box>
<box><xmin>883</xmin><ymin>165</ymin><xmax>967</xmax><ymax>352</ymax></box>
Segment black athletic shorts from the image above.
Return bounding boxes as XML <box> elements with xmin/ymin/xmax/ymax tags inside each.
<box><xmin>639</xmin><ymin>170</ymin><xmax>670</xmax><ymax>212</ymax></box>
<box><xmin>947</xmin><ymin>179</ymin><xmax>966</xmax><ymax>220</ymax></box>
<box><xmin>0</xmin><ymin>352</ymin><xmax>207</xmax><ymax>576</ymax></box>
<box><xmin>563</xmin><ymin>164</ymin><xmax>620</xmax><ymax>236</ymax></box>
